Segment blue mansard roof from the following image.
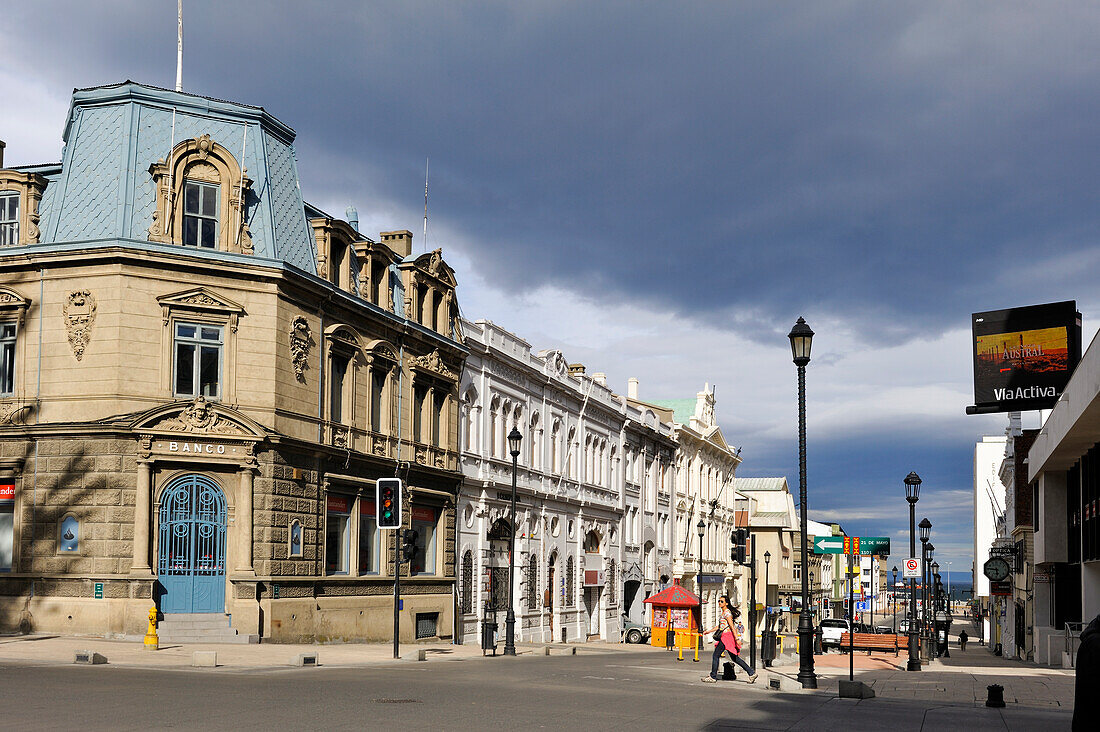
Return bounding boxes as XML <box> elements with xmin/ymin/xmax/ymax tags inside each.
<box><xmin>25</xmin><ymin>81</ymin><xmax>316</xmax><ymax>274</ymax></box>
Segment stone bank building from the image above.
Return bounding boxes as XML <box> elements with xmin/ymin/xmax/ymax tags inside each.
<box><xmin>0</xmin><ymin>82</ymin><xmax>465</xmax><ymax>642</ymax></box>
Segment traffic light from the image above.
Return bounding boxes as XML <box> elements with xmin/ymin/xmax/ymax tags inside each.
<box><xmin>730</xmin><ymin>528</ymin><xmax>747</xmax><ymax>564</ymax></box>
<box><xmin>402</xmin><ymin>529</ymin><xmax>420</xmax><ymax>563</ymax></box>
<box><xmin>376</xmin><ymin>478</ymin><xmax>402</xmax><ymax>529</ymax></box>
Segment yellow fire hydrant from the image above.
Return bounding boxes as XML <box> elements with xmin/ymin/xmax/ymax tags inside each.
<box><xmin>143</xmin><ymin>606</ymin><xmax>159</xmax><ymax>651</ymax></box>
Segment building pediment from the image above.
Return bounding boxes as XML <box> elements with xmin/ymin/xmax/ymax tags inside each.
<box><xmin>129</xmin><ymin>397</ymin><xmax>269</xmax><ymax>439</ymax></box>
<box><xmin>156</xmin><ymin>288</ymin><xmax>246</xmax><ymax>330</ymax></box>
<box><xmin>404</xmin><ymin>248</ymin><xmax>457</xmax><ymax>288</ymax></box>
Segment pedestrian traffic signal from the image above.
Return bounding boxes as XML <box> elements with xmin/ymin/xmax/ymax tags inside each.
<box><xmin>402</xmin><ymin>529</ymin><xmax>420</xmax><ymax>563</ymax></box>
<box><xmin>730</xmin><ymin>528</ymin><xmax>747</xmax><ymax>564</ymax></box>
<box><xmin>376</xmin><ymin>478</ymin><xmax>402</xmax><ymax>530</ymax></box>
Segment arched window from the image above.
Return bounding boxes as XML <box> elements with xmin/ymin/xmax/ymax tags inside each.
<box><xmin>529</xmin><ymin>412</ymin><xmax>541</xmax><ymax>470</ymax></box>
<box><xmin>567</xmin><ymin>427</ymin><xmax>577</xmax><ymax>479</ymax></box>
<box><xmin>461</xmin><ymin>550</ymin><xmax>474</xmax><ymax>614</ymax></box>
<box><xmin>489</xmin><ymin>397</ymin><xmax>500</xmax><ymax>458</ymax></box>
<box><xmin>551</xmin><ymin>421</ymin><xmax>561</xmax><ymax>473</ymax></box>
<box><xmin>527</xmin><ymin>555</ymin><xmax>539</xmax><ymax>611</ymax></box>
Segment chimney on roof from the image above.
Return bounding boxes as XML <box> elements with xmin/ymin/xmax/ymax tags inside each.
<box><xmin>628</xmin><ymin>377</ymin><xmax>639</xmax><ymax>400</ymax></box>
<box><xmin>592</xmin><ymin>372</ymin><xmax>606</xmax><ymax>386</ymax></box>
<box><xmin>345</xmin><ymin>206</ymin><xmax>359</xmax><ymax>233</ymax></box>
<box><xmin>0</xmin><ymin>140</ymin><xmax>5</xmax><ymax>168</ymax></box>
<box><xmin>380</xmin><ymin>230</ymin><xmax>413</xmax><ymax>258</ymax></box>
<box><xmin>568</xmin><ymin>363</ymin><xmax>586</xmax><ymax>376</ymax></box>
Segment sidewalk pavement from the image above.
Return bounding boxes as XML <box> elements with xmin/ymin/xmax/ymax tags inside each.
<box><xmin>765</xmin><ymin>644</ymin><xmax>1076</xmax><ymax>711</ymax></box>
<box><xmin>0</xmin><ymin>632</ymin><xmax>638</xmax><ymax>671</ymax></box>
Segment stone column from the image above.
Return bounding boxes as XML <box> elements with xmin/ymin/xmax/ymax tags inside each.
<box><xmin>131</xmin><ymin>460</ymin><xmax>152</xmax><ymax>574</ymax></box>
<box><xmin>236</xmin><ymin>467</ymin><xmax>256</xmax><ymax>575</ymax></box>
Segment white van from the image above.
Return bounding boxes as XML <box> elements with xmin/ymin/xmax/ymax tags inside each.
<box><xmin>819</xmin><ymin>618</ymin><xmax>850</xmax><ymax>649</ymax></box>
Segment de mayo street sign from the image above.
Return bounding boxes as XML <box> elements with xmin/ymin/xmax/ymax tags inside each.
<box><xmin>812</xmin><ymin>536</ymin><xmax>891</xmax><ymax>555</ymax></box>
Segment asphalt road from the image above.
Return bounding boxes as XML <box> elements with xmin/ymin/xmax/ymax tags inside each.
<box><xmin>0</xmin><ymin>648</ymin><xmax>1069</xmax><ymax>731</ymax></box>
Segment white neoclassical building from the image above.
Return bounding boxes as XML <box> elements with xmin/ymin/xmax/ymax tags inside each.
<box><xmin>620</xmin><ymin>381</ymin><xmax>678</xmax><ymax>627</ymax></box>
<box><xmin>455</xmin><ymin>319</ymin><xmax>626</xmax><ymax>645</ymax></box>
<box><xmin>631</xmin><ymin>383</ymin><xmax>744</xmax><ymax>631</ymax></box>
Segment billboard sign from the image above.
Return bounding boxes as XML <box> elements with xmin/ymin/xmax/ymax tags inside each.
<box><xmin>969</xmin><ymin>301</ymin><xmax>1081</xmax><ymax>414</ymax></box>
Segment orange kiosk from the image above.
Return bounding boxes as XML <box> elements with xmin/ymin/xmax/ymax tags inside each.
<box><xmin>644</xmin><ymin>583</ymin><xmax>702</xmax><ymax>650</ymax></box>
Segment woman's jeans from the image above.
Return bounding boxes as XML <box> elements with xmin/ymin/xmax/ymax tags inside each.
<box><xmin>710</xmin><ymin>640</ymin><xmax>755</xmax><ymax>679</ymax></box>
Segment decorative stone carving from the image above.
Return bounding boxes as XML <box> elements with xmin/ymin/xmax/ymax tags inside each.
<box><xmin>289</xmin><ymin>316</ymin><xmax>313</xmax><ymax>383</ymax></box>
<box><xmin>428</xmin><ymin>248</ymin><xmax>443</xmax><ymax>277</ymax></box>
<box><xmin>0</xmin><ymin>402</ymin><xmax>32</xmax><ymax>425</ymax></box>
<box><xmin>409</xmin><ymin>348</ymin><xmax>456</xmax><ymax>379</ymax></box>
<box><xmin>151</xmin><ymin>396</ymin><xmax>245</xmax><ymax>434</ymax></box>
<box><xmin>333</xmin><ymin>429</ymin><xmax>349</xmax><ymax>449</ymax></box>
<box><xmin>415</xmin><ymin>446</ymin><xmax>427</xmax><ymax>465</ymax></box>
<box><xmin>404</xmin><ymin>274</ymin><xmax>416</xmax><ymax>319</ymax></box>
<box><xmin>63</xmin><ymin>290</ymin><xmax>96</xmax><ymax>361</ymax></box>
<box><xmin>372</xmin><ymin>435</ymin><xmax>387</xmax><ymax>456</ymax></box>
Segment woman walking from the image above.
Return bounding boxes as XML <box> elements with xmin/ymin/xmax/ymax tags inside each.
<box><xmin>702</xmin><ymin>595</ymin><xmax>758</xmax><ymax>684</ymax></box>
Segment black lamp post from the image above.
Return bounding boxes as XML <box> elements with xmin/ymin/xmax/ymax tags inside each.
<box><xmin>905</xmin><ymin>471</ymin><xmax>922</xmax><ymax>671</ymax></box>
<box><xmin>503</xmin><ymin>427</ymin><xmax>522</xmax><ymax>656</ymax></box>
<box><xmin>764</xmin><ymin>550</ymin><xmax>771</xmax><ymax>612</ymax></box>
<box><xmin>931</xmin><ymin>563</ymin><xmax>941</xmax><ymax>659</ymax></box>
<box><xmin>891</xmin><ymin>566</ymin><xmax>898</xmax><ymax>634</ymax></box>
<box><xmin>697</xmin><ymin>518</ymin><xmax>706</xmax><ymax>648</ymax></box>
<box><xmin>788</xmin><ymin>316</ymin><xmax>817</xmax><ymax>689</ymax></box>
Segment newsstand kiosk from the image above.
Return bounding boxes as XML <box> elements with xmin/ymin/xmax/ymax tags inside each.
<box><xmin>645</xmin><ymin>583</ymin><xmax>702</xmax><ymax>650</ymax></box>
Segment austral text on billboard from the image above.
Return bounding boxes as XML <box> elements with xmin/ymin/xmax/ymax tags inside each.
<box><xmin>968</xmin><ymin>301</ymin><xmax>1081</xmax><ymax>414</ymax></box>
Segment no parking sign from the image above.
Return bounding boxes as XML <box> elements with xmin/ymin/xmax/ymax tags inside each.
<box><xmin>902</xmin><ymin>558</ymin><xmax>920</xmax><ymax>578</ymax></box>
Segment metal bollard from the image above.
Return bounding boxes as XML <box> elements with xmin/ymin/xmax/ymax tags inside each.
<box><xmin>985</xmin><ymin>684</ymin><xmax>1006</xmax><ymax>708</ymax></box>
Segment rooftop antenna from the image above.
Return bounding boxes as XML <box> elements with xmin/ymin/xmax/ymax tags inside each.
<box><xmin>175</xmin><ymin>0</ymin><xmax>183</xmax><ymax>92</ymax></box>
<box><xmin>422</xmin><ymin>157</ymin><xmax>429</xmax><ymax>254</ymax></box>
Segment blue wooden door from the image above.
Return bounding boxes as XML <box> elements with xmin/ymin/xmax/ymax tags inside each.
<box><xmin>157</xmin><ymin>475</ymin><xmax>227</xmax><ymax>614</ymax></box>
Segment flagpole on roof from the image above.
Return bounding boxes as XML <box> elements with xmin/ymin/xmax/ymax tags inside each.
<box><xmin>175</xmin><ymin>0</ymin><xmax>184</xmax><ymax>92</ymax></box>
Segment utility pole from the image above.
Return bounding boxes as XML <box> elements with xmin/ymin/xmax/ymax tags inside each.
<box><xmin>749</xmin><ymin>534</ymin><xmax>757</xmax><ymax>669</ymax></box>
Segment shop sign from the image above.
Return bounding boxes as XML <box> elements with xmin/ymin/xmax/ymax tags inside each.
<box><xmin>167</xmin><ymin>441</ymin><xmax>228</xmax><ymax>454</ymax></box>
<box><xmin>584</xmin><ymin>569</ymin><xmax>605</xmax><ymax>587</ymax></box>
<box><xmin>698</xmin><ymin>573</ymin><xmax>725</xmax><ymax>584</ymax></box>
<box><xmin>990</xmin><ymin>580</ymin><xmax>1011</xmax><ymax>596</ymax></box>
<box><xmin>0</xmin><ymin>483</ymin><xmax>13</xmax><ymax>501</ymax></box>
<box><xmin>495</xmin><ymin>491</ymin><xmax>521</xmax><ymax>504</ymax></box>
<box><xmin>327</xmin><ymin>495</ymin><xmax>351</xmax><ymax>513</ymax></box>
<box><xmin>94</xmin><ymin>582</ymin><xmax>103</xmax><ymax>599</ymax></box>
<box><xmin>412</xmin><ymin>506</ymin><xmax>437</xmax><ymax>523</ymax></box>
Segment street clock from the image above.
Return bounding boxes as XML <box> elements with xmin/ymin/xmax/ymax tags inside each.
<box><xmin>983</xmin><ymin>557</ymin><xmax>1011</xmax><ymax>582</ymax></box>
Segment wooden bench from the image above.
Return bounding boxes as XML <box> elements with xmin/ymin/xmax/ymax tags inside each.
<box><xmin>839</xmin><ymin>632</ymin><xmax>899</xmax><ymax>656</ymax></box>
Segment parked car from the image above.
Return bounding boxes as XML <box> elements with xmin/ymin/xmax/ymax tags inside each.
<box><xmin>819</xmin><ymin>618</ymin><xmax>850</xmax><ymax>649</ymax></box>
<box><xmin>621</xmin><ymin>616</ymin><xmax>651</xmax><ymax>644</ymax></box>
<box><xmin>874</xmin><ymin>625</ymin><xmax>893</xmax><ymax>634</ymax></box>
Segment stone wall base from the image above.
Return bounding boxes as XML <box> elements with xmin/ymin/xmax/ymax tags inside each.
<box><xmin>260</xmin><ymin>593</ymin><xmax>454</xmax><ymax>643</ymax></box>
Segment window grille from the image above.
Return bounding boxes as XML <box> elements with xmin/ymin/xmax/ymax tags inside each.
<box><xmin>415</xmin><ymin>612</ymin><xmax>438</xmax><ymax>639</ymax></box>
<box><xmin>527</xmin><ymin>556</ymin><xmax>539</xmax><ymax>611</ymax></box>
<box><xmin>566</xmin><ymin>556</ymin><xmax>575</xmax><ymax>607</ymax></box>
<box><xmin>608</xmin><ymin>559</ymin><xmax>616</xmax><ymax>604</ymax></box>
<box><xmin>461</xmin><ymin>550</ymin><xmax>473</xmax><ymax>614</ymax></box>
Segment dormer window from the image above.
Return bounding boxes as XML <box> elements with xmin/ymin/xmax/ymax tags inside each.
<box><xmin>148</xmin><ymin>134</ymin><xmax>252</xmax><ymax>255</ymax></box>
<box><xmin>183</xmin><ymin>180</ymin><xmax>218</xmax><ymax>248</ymax></box>
<box><xmin>0</xmin><ymin>193</ymin><xmax>17</xmax><ymax>246</ymax></box>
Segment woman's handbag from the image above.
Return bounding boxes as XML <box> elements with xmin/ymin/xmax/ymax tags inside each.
<box><xmin>712</xmin><ymin>630</ymin><xmax>723</xmax><ymax>642</ymax></box>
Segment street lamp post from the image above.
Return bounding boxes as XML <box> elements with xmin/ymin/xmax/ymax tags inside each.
<box><xmin>891</xmin><ymin>566</ymin><xmax>898</xmax><ymax>634</ymax></box>
<box><xmin>764</xmin><ymin>551</ymin><xmax>772</xmax><ymax>667</ymax></box>
<box><xmin>931</xmin><ymin>563</ymin><xmax>942</xmax><ymax>659</ymax></box>
<box><xmin>926</xmin><ymin>542</ymin><xmax>935</xmax><ymax>657</ymax></box>
<box><xmin>788</xmin><ymin>316</ymin><xmax>817</xmax><ymax>689</ymax></box>
<box><xmin>504</xmin><ymin>427</ymin><xmax>522</xmax><ymax>656</ymax></box>
<box><xmin>918</xmin><ymin>518</ymin><xmax>932</xmax><ymax>662</ymax></box>
<box><xmin>905</xmin><ymin>471</ymin><xmax>922</xmax><ymax>672</ymax></box>
<box><xmin>697</xmin><ymin>518</ymin><xmax>706</xmax><ymax>652</ymax></box>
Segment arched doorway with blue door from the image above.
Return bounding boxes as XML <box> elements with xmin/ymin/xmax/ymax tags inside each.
<box><xmin>157</xmin><ymin>474</ymin><xmax>228</xmax><ymax>614</ymax></box>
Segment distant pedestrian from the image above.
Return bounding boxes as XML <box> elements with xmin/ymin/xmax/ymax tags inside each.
<box><xmin>701</xmin><ymin>595</ymin><xmax>758</xmax><ymax>685</ymax></box>
<box><xmin>958</xmin><ymin>629</ymin><xmax>968</xmax><ymax>652</ymax></box>
<box><xmin>1073</xmin><ymin>612</ymin><xmax>1100</xmax><ymax>731</ymax></box>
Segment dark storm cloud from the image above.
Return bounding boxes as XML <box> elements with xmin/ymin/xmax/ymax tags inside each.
<box><xmin>8</xmin><ymin>2</ymin><xmax>1100</xmax><ymax>343</ymax></box>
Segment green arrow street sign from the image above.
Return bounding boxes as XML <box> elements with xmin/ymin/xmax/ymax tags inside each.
<box><xmin>813</xmin><ymin>536</ymin><xmax>845</xmax><ymax>554</ymax></box>
<box><xmin>812</xmin><ymin>536</ymin><xmax>891</xmax><ymax>555</ymax></box>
